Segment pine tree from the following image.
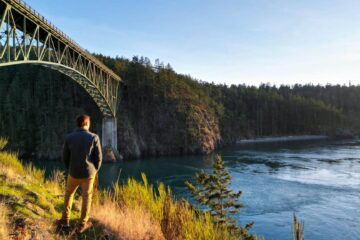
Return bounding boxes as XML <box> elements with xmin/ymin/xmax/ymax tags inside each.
<box><xmin>185</xmin><ymin>154</ymin><xmax>255</xmax><ymax>239</ymax></box>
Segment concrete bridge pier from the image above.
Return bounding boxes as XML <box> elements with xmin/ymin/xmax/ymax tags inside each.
<box><xmin>102</xmin><ymin>118</ymin><xmax>117</xmax><ymax>149</ymax></box>
<box><xmin>102</xmin><ymin>118</ymin><xmax>121</xmax><ymax>161</ymax></box>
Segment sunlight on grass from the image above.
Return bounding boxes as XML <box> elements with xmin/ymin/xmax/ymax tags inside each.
<box><xmin>115</xmin><ymin>173</ymin><xmax>168</xmax><ymax>222</ymax></box>
<box><xmin>25</xmin><ymin>163</ymin><xmax>45</xmax><ymax>181</ymax></box>
<box><xmin>0</xmin><ymin>184</ymin><xmax>24</xmax><ymax>199</ymax></box>
<box><xmin>94</xmin><ymin>173</ymin><xmax>246</xmax><ymax>240</ymax></box>
<box><xmin>0</xmin><ymin>138</ymin><xmax>7</xmax><ymax>150</ymax></box>
<box><xmin>0</xmin><ymin>202</ymin><xmax>9</xmax><ymax>239</ymax></box>
<box><xmin>93</xmin><ymin>199</ymin><xmax>165</xmax><ymax>240</ymax></box>
<box><xmin>0</xmin><ymin>137</ymin><xmax>258</xmax><ymax>239</ymax></box>
<box><xmin>0</xmin><ymin>151</ymin><xmax>24</xmax><ymax>174</ymax></box>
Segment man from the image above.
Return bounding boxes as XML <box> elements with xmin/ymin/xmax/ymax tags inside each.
<box><xmin>57</xmin><ymin>114</ymin><xmax>102</xmax><ymax>233</ymax></box>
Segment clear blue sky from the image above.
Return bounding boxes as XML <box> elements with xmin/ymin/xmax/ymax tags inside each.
<box><xmin>26</xmin><ymin>0</ymin><xmax>360</xmax><ymax>86</ymax></box>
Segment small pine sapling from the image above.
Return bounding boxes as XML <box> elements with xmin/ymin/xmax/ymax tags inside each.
<box><xmin>185</xmin><ymin>154</ymin><xmax>255</xmax><ymax>239</ymax></box>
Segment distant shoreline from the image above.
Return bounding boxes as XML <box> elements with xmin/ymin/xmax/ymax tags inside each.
<box><xmin>236</xmin><ymin>135</ymin><xmax>329</xmax><ymax>144</ymax></box>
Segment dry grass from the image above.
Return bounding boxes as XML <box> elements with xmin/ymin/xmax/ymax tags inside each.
<box><xmin>113</xmin><ymin>173</ymin><xmax>169</xmax><ymax>224</ymax></box>
<box><xmin>45</xmin><ymin>169</ymin><xmax>66</xmax><ymax>196</ymax></box>
<box><xmin>0</xmin><ymin>202</ymin><xmax>9</xmax><ymax>239</ymax></box>
<box><xmin>0</xmin><ymin>137</ymin><xmax>257</xmax><ymax>240</ymax></box>
<box><xmin>93</xmin><ymin>199</ymin><xmax>165</xmax><ymax>240</ymax></box>
<box><xmin>0</xmin><ymin>137</ymin><xmax>7</xmax><ymax>150</ymax></box>
<box><xmin>293</xmin><ymin>213</ymin><xmax>304</xmax><ymax>240</ymax></box>
<box><xmin>0</xmin><ymin>163</ymin><xmax>18</xmax><ymax>181</ymax></box>
<box><xmin>0</xmin><ymin>151</ymin><xmax>24</xmax><ymax>174</ymax></box>
<box><xmin>0</xmin><ymin>138</ymin><xmax>67</xmax><ymax>239</ymax></box>
<box><xmin>94</xmin><ymin>174</ymin><xmax>244</xmax><ymax>240</ymax></box>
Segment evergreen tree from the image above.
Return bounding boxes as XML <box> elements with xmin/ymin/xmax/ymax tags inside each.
<box><xmin>2</xmin><ymin>55</ymin><xmax>360</xmax><ymax>159</ymax></box>
<box><xmin>185</xmin><ymin>154</ymin><xmax>255</xmax><ymax>239</ymax></box>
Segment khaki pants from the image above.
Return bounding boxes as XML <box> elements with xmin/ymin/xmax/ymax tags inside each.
<box><xmin>61</xmin><ymin>174</ymin><xmax>96</xmax><ymax>225</ymax></box>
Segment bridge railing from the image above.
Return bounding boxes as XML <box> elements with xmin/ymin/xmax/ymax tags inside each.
<box><xmin>7</xmin><ymin>0</ymin><xmax>120</xmax><ymax>81</ymax></box>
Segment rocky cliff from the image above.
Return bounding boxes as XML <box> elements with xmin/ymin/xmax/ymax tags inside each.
<box><xmin>0</xmin><ymin>56</ymin><xmax>222</xmax><ymax>159</ymax></box>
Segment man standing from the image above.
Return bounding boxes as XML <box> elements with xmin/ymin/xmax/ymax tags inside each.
<box><xmin>57</xmin><ymin>114</ymin><xmax>102</xmax><ymax>233</ymax></box>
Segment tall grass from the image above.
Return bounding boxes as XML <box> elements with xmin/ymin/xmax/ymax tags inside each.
<box><xmin>93</xmin><ymin>196</ymin><xmax>165</xmax><ymax>240</ymax></box>
<box><xmin>93</xmin><ymin>173</ymin><xmax>245</xmax><ymax>240</ymax></box>
<box><xmin>161</xmin><ymin>195</ymin><xmax>236</xmax><ymax>240</ymax></box>
<box><xmin>293</xmin><ymin>213</ymin><xmax>304</xmax><ymax>240</ymax></box>
<box><xmin>0</xmin><ymin>151</ymin><xmax>24</xmax><ymax>175</ymax></box>
<box><xmin>0</xmin><ymin>140</ymin><xmax>63</xmax><ymax>239</ymax></box>
<box><xmin>114</xmin><ymin>173</ymin><xmax>168</xmax><ymax>222</ymax></box>
<box><xmin>0</xmin><ymin>138</ymin><xmax>258</xmax><ymax>239</ymax></box>
<box><xmin>0</xmin><ymin>203</ymin><xmax>9</xmax><ymax>239</ymax></box>
<box><xmin>0</xmin><ymin>137</ymin><xmax>7</xmax><ymax>150</ymax></box>
<box><xmin>24</xmin><ymin>162</ymin><xmax>45</xmax><ymax>180</ymax></box>
<box><xmin>0</xmin><ymin>138</ymin><xmax>24</xmax><ymax>182</ymax></box>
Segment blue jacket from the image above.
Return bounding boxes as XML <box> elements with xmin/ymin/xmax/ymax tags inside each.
<box><xmin>62</xmin><ymin>128</ymin><xmax>102</xmax><ymax>178</ymax></box>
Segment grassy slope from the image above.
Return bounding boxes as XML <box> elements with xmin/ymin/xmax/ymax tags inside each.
<box><xmin>0</xmin><ymin>139</ymin><xmax>249</xmax><ymax>240</ymax></box>
<box><xmin>0</xmin><ymin>202</ymin><xmax>9</xmax><ymax>239</ymax></box>
<box><xmin>0</xmin><ymin>147</ymin><xmax>71</xmax><ymax>239</ymax></box>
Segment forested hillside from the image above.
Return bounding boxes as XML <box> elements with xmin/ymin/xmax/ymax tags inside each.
<box><xmin>0</xmin><ymin>65</ymin><xmax>102</xmax><ymax>159</ymax></box>
<box><xmin>200</xmin><ymin>83</ymin><xmax>344</xmax><ymax>144</ymax></box>
<box><xmin>0</xmin><ymin>55</ymin><xmax>356</xmax><ymax>159</ymax></box>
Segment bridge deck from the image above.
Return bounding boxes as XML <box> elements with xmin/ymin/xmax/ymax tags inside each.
<box><xmin>0</xmin><ymin>0</ymin><xmax>122</xmax><ymax>117</ymax></box>
<box><xmin>2</xmin><ymin>0</ymin><xmax>120</xmax><ymax>82</ymax></box>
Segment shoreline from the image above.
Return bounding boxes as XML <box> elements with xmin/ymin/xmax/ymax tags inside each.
<box><xmin>236</xmin><ymin>135</ymin><xmax>329</xmax><ymax>144</ymax></box>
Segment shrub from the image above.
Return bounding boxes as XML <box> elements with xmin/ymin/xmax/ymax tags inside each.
<box><xmin>105</xmin><ymin>173</ymin><xmax>247</xmax><ymax>240</ymax></box>
<box><xmin>185</xmin><ymin>154</ymin><xmax>255</xmax><ymax>239</ymax></box>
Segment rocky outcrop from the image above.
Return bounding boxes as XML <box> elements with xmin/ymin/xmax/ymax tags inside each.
<box><xmin>111</xmin><ymin>57</ymin><xmax>222</xmax><ymax>159</ymax></box>
<box><xmin>329</xmin><ymin>128</ymin><xmax>357</xmax><ymax>139</ymax></box>
<box><xmin>117</xmin><ymin>115</ymin><xmax>142</xmax><ymax>159</ymax></box>
<box><xmin>116</xmin><ymin>107</ymin><xmax>221</xmax><ymax>159</ymax></box>
<box><xmin>102</xmin><ymin>146</ymin><xmax>123</xmax><ymax>162</ymax></box>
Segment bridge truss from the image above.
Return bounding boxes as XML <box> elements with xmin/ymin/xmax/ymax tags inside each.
<box><xmin>0</xmin><ymin>0</ymin><xmax>121</xmax><ymax>117</ymax></box>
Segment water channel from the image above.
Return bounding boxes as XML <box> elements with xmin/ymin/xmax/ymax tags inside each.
<box><xmin>34</xmin><ymin>139</ymin><xmax>360</xmax><ymax>240</ymax></box>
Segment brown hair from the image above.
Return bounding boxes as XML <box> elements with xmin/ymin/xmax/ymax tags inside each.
<box><xmin>76</xmin><ymin>115</ymin><xmax>90</xmax><ymax>128</ymax></box>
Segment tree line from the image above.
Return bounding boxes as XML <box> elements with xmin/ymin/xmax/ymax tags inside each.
<box><xmin>0</xmin><ymin>55</ymin><xmax>357</xmax><ymax>159</ymax></box>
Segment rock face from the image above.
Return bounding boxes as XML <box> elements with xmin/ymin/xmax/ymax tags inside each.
<box><xmin>117</xmin><ymin>115</ymin><xmax>142</xmax><ymax>159</ymax></box>
<box><xmin>113</xmin><ymin>57</ymin><xmax>222</xmax><ymax>159</ymax></box>
<box><xmin>185</xmin><ymin>108</ymin><xmax>220</xmax><ymax>154</ymax></box>
<box><xmin>0</xmin><ymin>59</ymin><xmax>223</xmax><ymax>161</ymax></box>
<box><xmin>117</xmin><ymin>102</ymin><xmax>221</xmax><ymax>159</ymax></box>
<box><xmin>2</xmin><ymin>57</ymin><xmax>354</xmax><ymax>161</ymax></box>
<box><xmin>330</xmin><ymin>128</ymin><xmax>356</xmax><ymax>139</ymax></box>
<box><xmin>102</xmin><ymin>146</ymin><xmax>123</xmax><ymax>162</ymax></box>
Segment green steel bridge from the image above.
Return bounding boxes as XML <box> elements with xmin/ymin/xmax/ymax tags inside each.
<box><xmin>0</xmin><ymin>0</ymin><xmax>121</xmax><ymax>150</ymax></box>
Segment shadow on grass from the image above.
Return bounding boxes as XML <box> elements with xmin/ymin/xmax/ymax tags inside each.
<box><xmin>54</xmin><ymin>218</ymin><xmax>114</xmax><ymax>240</ymax></box>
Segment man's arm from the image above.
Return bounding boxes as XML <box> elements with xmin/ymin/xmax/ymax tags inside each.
<box><xmin>62</xmin><ymin>139</ymin><xmax>70</xmax><ymax>170</ymax></box>
<box><xmin>92</xmin><ymin>135</ymin><xmax>103</xmax><ymax>170</ymax></box>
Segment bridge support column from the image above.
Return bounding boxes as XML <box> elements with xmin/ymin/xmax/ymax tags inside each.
<box><xmin>102</xmin><ymin>118</ymin><xmax>117</xmax><ymax>150</ymax></box>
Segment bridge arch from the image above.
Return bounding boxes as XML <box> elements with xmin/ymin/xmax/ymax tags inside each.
<box><xmin>0</xmin><ymin>0</ymin><xmax>121</xmax><ymax>150</ymax></box>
